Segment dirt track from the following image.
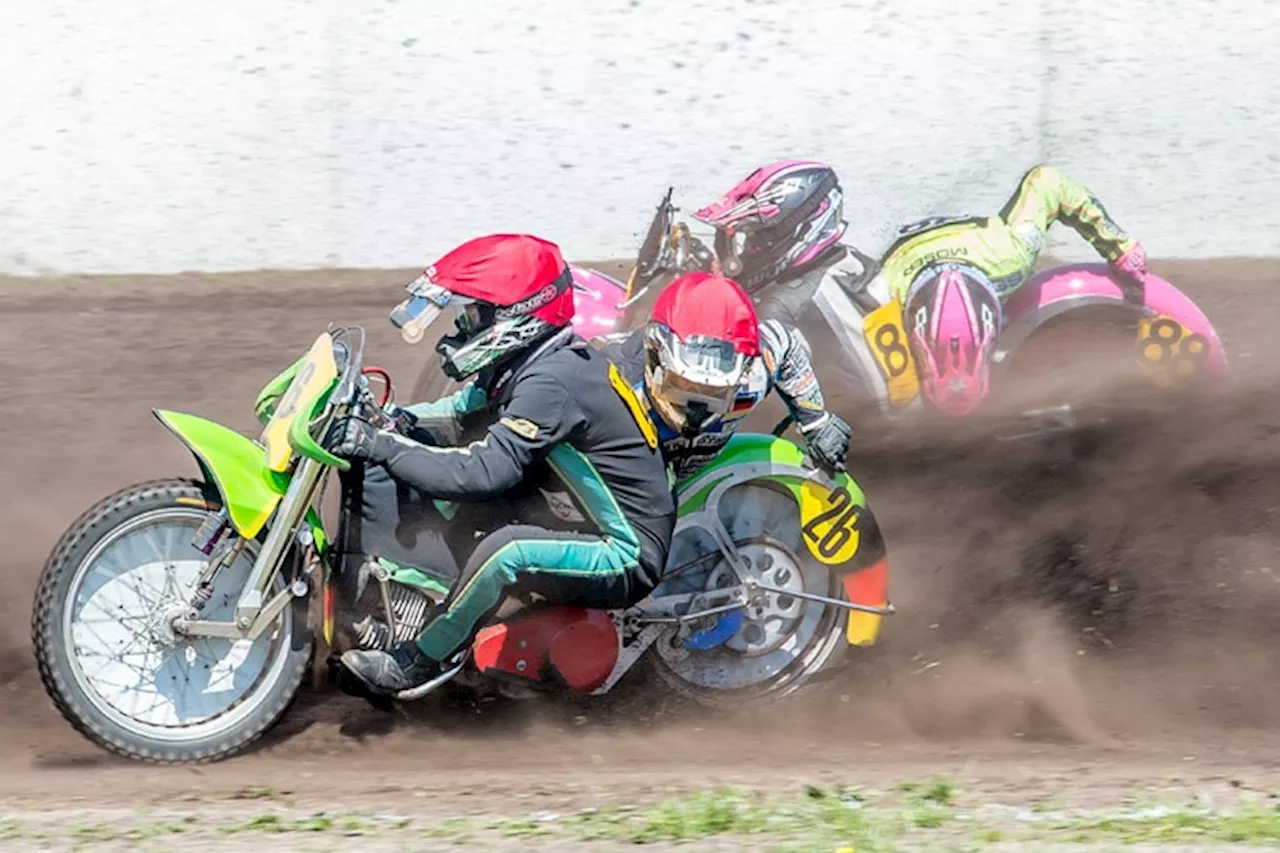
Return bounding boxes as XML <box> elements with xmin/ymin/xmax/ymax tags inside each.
<box><xmin>4</xmin><ymin>259</ymin><xmax>1280</xmax><ymax>848</ymax></box>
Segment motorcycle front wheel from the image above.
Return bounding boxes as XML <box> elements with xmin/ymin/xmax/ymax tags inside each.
<box><xmin>31</xmin><ymin>478</ymin><xmax>311</xmax><ymax>764</ymax></box>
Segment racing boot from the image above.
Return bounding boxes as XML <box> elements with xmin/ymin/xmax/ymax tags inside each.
<box><xmin>340</xmin><ymin>640</ymin><xmax>442</xmax><ymax>696</ymax></box>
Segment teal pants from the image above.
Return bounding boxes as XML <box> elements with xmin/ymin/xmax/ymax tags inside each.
<box><xmin>414</xmin><ymin>524</ymin><xmax>652</xmax><ymax>661</ymax></box>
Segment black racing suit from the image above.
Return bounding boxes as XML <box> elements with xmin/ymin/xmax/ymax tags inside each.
<box><xmin>355</xmin><ymin>329</ymin><xmax>676</xmax><ymax>663</ymax></box>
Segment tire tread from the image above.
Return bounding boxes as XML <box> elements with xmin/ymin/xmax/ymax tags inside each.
<box><xmin>31</xmin><ymin>478</ymin><xmax>309</xmax><ymax>765</ymax></box>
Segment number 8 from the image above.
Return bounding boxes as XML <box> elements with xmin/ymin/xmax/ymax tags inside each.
<box><xmin>874</xmin><ymin>324</ymin><xmax>910</xmax><ymax>378</ymax></box>
<box><xmin>1140</xmin><ymin>318</ymin><xmax>1183</xmax><ymax>364</ymax></box>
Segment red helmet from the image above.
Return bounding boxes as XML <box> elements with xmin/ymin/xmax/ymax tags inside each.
<box><xmin>389</xmin><ymin>234</ymin><xmax>576</xmax><ymax>379</ymax></box>
<box><xmin>644</xmin><ymin>272</ymin><xmax>761</xmax><ymax>434</ymax></box>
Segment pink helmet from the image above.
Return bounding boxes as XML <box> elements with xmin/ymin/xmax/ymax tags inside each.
<box><xmin>693</xmin><ymin>160</ymin><xmax>846</xmax><ymax>291</ymax></box>
<box><xmin>904</xmin><ymin>264</ymin><xmax>1003</xmax><ymax>416</ymax></box>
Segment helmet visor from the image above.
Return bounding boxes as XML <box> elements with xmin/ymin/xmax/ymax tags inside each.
<box><xmin>650</xmin><ymin>331</ymin><xmax>750</xmax><ymax>417</ymax></box>
<box><xmin>655</xmin><ymin>367</ymin><xmax>737</xmax><ymax>415</ymax></box>
<box><xmin>390</xmin><ymin>275</ymin><xmax>479</xmax><ymax>344</ymax></box>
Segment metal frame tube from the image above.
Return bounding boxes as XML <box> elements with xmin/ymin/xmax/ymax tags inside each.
<box><xmin>747</xmin><ymin>579</ymin><xmax>896</xmax><ymax>616</ymax></box>
<box><xmin>233</xmin><ymin>455</ymin><xmax>325</xmax><ymax>628</ymax></box>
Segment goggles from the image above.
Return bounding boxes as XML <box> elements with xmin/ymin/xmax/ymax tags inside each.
<box><xmin>389</xmin><ymin>274</ymin><xmax>480</xmax><ymax>344</ymax></box>
<box><xmin>649</xmin><ymin>331</ymin><xmax>751</xmax><ymax>416</ymax></box>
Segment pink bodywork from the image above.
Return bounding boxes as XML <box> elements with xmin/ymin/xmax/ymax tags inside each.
<box><xmin>1001</xmin><ymin>263</ymin><xmax>1228</xmax><ymax>375</ymax></box>
<box><xmin>568</xmin><ymin>264</ymin><xmax>628</xmax><ymax>341</ymax></box>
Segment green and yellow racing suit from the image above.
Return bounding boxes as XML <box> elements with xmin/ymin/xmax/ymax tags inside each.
<box><xmin>880</xmin><ymin>164</ymin><xmax>1143</xmax><ymax>305</ymax></box>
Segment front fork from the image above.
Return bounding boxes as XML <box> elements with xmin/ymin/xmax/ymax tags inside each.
<box><xmin>173</xmin><ymin>455</ymin><xmax>326</xmax><ymax>641</ymax></box>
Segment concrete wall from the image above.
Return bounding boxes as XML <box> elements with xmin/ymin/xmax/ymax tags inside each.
<box><xmin>2</xmin><ymin>0</ymin><xmax>1277</xmax><ymax>276</ymax></box>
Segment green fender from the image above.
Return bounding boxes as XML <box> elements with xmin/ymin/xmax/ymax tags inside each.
<box><xmin>674</xmin><ymin>432</ymin><xmax>866</xmax><ymax>517</ymax></box>
<box><xmin>671</xmin><ymin>432</ymin><xmax>889</xmax><ymax>646</ymax></box>
<box><xmin>154</xmin><ymin>409</ymin><xmax>327</xmax><ymax>549</ymax></box>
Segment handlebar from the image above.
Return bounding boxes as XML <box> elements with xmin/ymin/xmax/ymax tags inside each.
<box><xmin>328</xmin><ymin>326</ymin><xmax>365</xmax><ymax>405</ymax></box>
<box><xmin>361</xmin><ymin>366</ymin><xmax>393</xmax><ymax>408</ymax></box>
<box><xmin>321</xmin><ymin>328</ymin><xmax>410</xmax><ymax>436</ymax></box>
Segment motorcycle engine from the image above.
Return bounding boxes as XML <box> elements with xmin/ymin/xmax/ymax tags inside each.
<box><xmin>351</xmin><ymin>582</ymin><xmax>436</xmax><ymax>651</ymax></box>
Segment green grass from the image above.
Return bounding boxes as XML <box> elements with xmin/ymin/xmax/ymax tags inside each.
<box><xmin>227</xmin><ymin>785</ymin><xmax>283</xmax><ymax>801</ymax></box>
<box><xmin>490</xmin><ymin>785</ymin><xmax>917</xmax><ymax>849</ymax></box>
<box><xmin>1052</xmin><ymin>805</ymin><xmax>1280</xmax><ymax>845</ymax></box>
<box><xmin>896</xmin><ymin>776</ymin><xmax>957</xmax><ymax>830</ymax></box>
<box><xmin>222</xmin><ymin>812</ymin><xmax>342</xmax><ymax>834</ymax></box>
<box><xmin>64</xmin><ymin>821</ymin><xmax>188</xmax><ymax>845</ymax></box>
<box><xmin>6</xmin><ymin>782</ymin><xmax>1280</xmax><ymax>849</ymax></box>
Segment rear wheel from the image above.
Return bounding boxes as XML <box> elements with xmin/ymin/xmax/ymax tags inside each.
<box><xmin>32</xmin><ymin>479</ymin><xmax>310</xmax><ymax>764</ymax></box>
<box><xmin>648</xmin><ymin>483</ymin><xmax>847</xmax><ymax>708</ymax></box>
<box><xmin>996</xmin><ymin>314</ymin><xmax>1146</xmax><ymax>415</ymax></box>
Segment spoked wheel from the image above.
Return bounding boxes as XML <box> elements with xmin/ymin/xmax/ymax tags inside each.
<box><xmin>32</xmin><ymin>479</ymin><xmax>310</xmax><ymax>764</ymax></box>
<box><xmin>648</xmin><ymin>483</ymin><xmax>847</xmax><ymax>707</ymax></box>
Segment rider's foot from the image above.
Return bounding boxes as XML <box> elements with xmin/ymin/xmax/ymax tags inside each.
<box><xmin>341</xmin><ymin>641</ymin><xmax>442</xmax><ymax>695</ymax></box>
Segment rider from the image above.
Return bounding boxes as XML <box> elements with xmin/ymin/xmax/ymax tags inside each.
<box><xmin>326</xmin><ymin>233</ymin><xmax>677</xmax><ymax>695</ymax></box>
<box><xmin>689</xmin><ymin>161</ymin><xmax>1149</xmax><ymax>417</ymax></box>
<box><xmin>602</xmin><ymin>271</ymin><xmax>852</xmax><ymax>481</ymax></box>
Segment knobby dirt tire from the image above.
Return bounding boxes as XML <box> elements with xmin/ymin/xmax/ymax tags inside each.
<box><xmin>31</xmin><ymin>478</ymin><xmax>311</xmax><ymax>764</ymax></box>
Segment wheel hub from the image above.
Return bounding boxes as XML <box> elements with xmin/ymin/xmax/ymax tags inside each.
<box><xmin>148</xmin><ymin>603</ymin><xmax>191</xmax><ymax>648</ymax></box>
<box><xmin>705</xmin><ymin>541</ymin><xmax>805</xmax><ymax>657</ymax></box>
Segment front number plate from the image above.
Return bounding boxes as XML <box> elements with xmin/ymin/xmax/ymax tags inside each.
<box><xmin>260</xmin><ymin>332</ymin><xmax>338</xmax><ymax>472</ymax></box>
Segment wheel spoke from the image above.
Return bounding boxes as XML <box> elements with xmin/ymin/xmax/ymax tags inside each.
<box><xmin>62</xmin><ymin>505</ymin><xmax>291</xmax><ymax>737</ymax></box>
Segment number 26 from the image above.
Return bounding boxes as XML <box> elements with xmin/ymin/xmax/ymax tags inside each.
<box><xmin>801</xmin><ymin>486</ymin><xmax>861</xmax><ymax>561</ymax></box>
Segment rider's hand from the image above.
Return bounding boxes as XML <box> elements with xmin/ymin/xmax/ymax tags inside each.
<box><xmin>350</xmin><ymin>380</ymin><xmax>416</xmax><ymax>435</ymax></box>
<box><xmin>1112</xmin><ymin>242</ymin><xmax>1148</xmax><ymax>304</ymax></box>
<box><xmin>800</xmin><ymin>413</ymin><xmax>852</xmax><ymax>475</ymax></box>
<box><xmin>323</xmin><ymin>416</ymin><xmax>386</xmax><ymax>462</ymax></box>
<box><xmin>385</xmin><ymin>405</ymin><xmax>419</xmax><ymax>436</ymax></box>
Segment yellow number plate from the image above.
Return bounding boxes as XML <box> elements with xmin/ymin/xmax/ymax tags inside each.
<box><xmin>260</xmin><ymin>333</ymin><xmax>339</xmax><ymax>472</ymax></box>
<box><xmin>862</xmin><ymin>300</ymin><xmax>920</xmax><ymax>407</ymax></box>
<box><xmin>1136</xmin><ymin>314</ymin><xmax>1211</xmax><ymax>386</ymax></box>
<box><xmin>797</xmin><ymin>480</ymin><xmax>863</xmax><ymax>566</ymax></box>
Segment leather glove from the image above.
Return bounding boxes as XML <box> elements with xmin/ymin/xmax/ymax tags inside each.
<box><xmin>350</xmin><ymin>377</ymin><xmax>418</xmax><ymax>435</ymax></box>
<box><xmin>384</xmin><ymin>405</ymin><xmax>419</xmax><ymax>436</ymax></box>
<box><xmin>323</xmin><ymin>416</ymin><xmax>387</xmax><ymax>462</ymax></box>
<box><xmin>800</xmin><ymin>413</ymin><xmax>852</xmax><ymax>475</ymax></box>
